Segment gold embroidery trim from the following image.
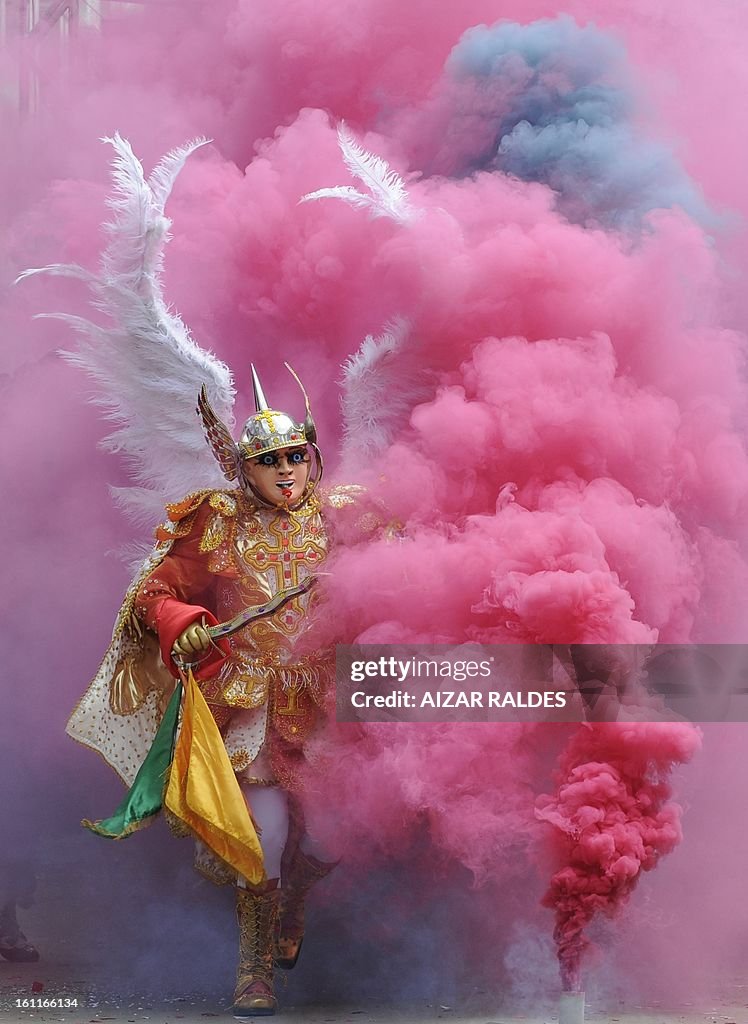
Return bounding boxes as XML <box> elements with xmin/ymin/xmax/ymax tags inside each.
<box><xmin>209</xmin><ymin>492</ymin><xmax>238</xmax><ymax>516</ymax></box>
<box><xmin>200</xmin><ymin>512</ymin><xmax>227</xmax><ymax>552</ymax></box>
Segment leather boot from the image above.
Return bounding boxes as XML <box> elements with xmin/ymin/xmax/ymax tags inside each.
<box><xmin>233</xmin><ymin>884</ymin><xmax>280</xmax><ymax>1017</ymax></box>
<box><xmin>275</xmin><ymin>851</ymin><xmax>336</xmax><ymax>970</ymax></box>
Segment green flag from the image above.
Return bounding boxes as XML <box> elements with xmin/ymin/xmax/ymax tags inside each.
<box><xmin>82</xmin><ymin>683</ymin><xmax>182</xmax><ymax>839</ymax></box>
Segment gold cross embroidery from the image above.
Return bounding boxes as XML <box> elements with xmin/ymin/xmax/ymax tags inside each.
<box><xmin>240</xmin><ymin>513</ymin><xmax>326</xmax><ymax>591</ymax></box>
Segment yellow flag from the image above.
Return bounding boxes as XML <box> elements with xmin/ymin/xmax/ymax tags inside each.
<box><xmin>165</xmin><ymin>669</ymin><xmax>265</xmax><ymax>884</ymax></box>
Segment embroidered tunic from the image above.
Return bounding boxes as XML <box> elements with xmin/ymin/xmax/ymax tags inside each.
<box><xmin>133</xmin><ymin>488</ymin><xmax>339</xmax><ymax>788</ymax></box>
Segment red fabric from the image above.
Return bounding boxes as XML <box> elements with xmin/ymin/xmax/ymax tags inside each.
<box><xmin>136</xmin><ymin>500</ymin><xmax>231</xmax><ymax>679</ymax></box>
<box><xmin>153</xmin><ymin>599</ymin><xmax>225</xmax><ymax>679</ymax></box>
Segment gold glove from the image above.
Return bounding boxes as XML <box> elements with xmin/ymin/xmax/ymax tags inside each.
<box><xmin>172</xmin><ymin>618</ymin><xmax>212</xmax><ymax>659</ymax></box>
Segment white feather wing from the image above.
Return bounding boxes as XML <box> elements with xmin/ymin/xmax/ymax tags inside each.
<box><xmin>301</xmin><ymin>123</ymin><xmax>416</xmax><ymax>224</ymax></box>
<box><xmin>339</xmin><ymin>318</ymin><xmax>431</xmax><ymax>470</ymax></box>
<box><xmin>18</xmin><ymin>134</ymin><xmax>234</xmax><ymax>530</ymax></box>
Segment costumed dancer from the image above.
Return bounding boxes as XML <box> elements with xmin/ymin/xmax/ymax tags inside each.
<box><xmin>23</xmin><ymin>134</ymin><xmax>385</xmax><ymax>1017</ymax></box>
<box><xmin>122</xmin><ymin>365</ymin><xmax>344</xmax><ymax>1016</ymax></box>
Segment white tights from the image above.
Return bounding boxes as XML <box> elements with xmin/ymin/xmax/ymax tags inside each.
<box><xmin>238</xmin><ymin>782</ymin><xmax>335</xmax><ymax>888</ymax></box>
<box><xmin>242</xmin><ymin>784</ymin><xmax>288</xmax><ymax>880</ymax></box>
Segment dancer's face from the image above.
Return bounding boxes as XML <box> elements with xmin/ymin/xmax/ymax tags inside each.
<box><xmin>243</xmin><ymin>446</ymin><xmax>311</xmax><ymax>506</ymax></box>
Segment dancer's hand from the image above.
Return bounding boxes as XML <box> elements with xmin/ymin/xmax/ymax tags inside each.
<box><xmin>172</xmin><ymin>619</ymin><xmax>211</xmax><ymax>659</ymax></box>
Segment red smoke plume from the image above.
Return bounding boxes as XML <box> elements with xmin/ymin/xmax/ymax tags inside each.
<box><xmin>536</xmin><ymin>721</ymin><xmax>701</xmax><ymax>990</ymax></box>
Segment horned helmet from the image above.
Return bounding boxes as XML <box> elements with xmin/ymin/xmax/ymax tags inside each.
<box><xmin>197</xmin><ymin>363</ymin><xmax>323</xmax><ymax>507</ymax></box>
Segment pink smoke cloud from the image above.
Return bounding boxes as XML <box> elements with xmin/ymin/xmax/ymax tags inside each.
<box><xmin>2</xmin><ymin>0</ymin><xmax>748</xmax><ymax>1010</ymax></box>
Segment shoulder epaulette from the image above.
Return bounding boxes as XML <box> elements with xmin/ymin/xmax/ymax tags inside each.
<box><xmin>155</xmin><ymin>489</ymin><xmax>223</xmax><ymax>543</ymax></box>
<box><xmin>324</xmin><ymin>483</ymin><xmax>368</xmax><ymax>509</ymax></box>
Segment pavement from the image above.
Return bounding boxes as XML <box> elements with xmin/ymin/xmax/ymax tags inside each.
<box><xmin>1</xmin><ymin>962</ymin><xmax>747</xmax><ymax>1024</ymax></box>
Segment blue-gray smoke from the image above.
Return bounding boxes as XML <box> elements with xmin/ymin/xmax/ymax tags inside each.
<box><xmin>441</xmin><ymin>16</ymin><xmax>711</xmax><ymax>229</ymax></box>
